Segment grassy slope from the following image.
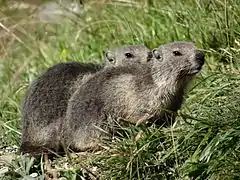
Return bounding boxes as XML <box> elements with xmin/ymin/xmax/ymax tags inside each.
<box><xmin>0</xmin><ymin>0</ymin><xmax>239</xmax><ymax>179</ymax></box>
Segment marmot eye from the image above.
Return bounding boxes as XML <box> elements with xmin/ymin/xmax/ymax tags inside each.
<box><xmin>173</xmin><ymin>51</ymin><xmax>182</xmax><ymax>56</ymax></box>
<box><xmin>108</xmin><ymin>58</ymin><xmax>114</xmax><ymax>62</ymax></box>
<box><xmin>125</xmin><ymin>53</ymin><xmax>134</xmax><ymax>58</ymax></box>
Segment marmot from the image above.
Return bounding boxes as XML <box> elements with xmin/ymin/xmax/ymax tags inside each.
<box><xmin>63</xmin><ymin>42</ymin><xmax>205</xmax><ymax>152</ymax></box>
<box><xmin>20</xmin><ymin>45</ymin><xmax>151</xmax><ymax>155</ymax></box>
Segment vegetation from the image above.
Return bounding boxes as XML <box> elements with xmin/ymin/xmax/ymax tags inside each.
<box><xmin>0</xmin><ymin>0</ymin><xmax>239</xmax><ymax>179</ymax></box>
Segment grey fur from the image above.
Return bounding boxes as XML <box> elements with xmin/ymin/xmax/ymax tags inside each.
<box><xmin>20</xmin><ymin>45</ymin><xmax>150</xmax><ymax>155</ymax></box>
<box><xmin>63</xmin><ymin>42</ymin><xmax>205</xmax><ymax>151</ymax></box>
<box><xmin>104</xmin><ymin>45</ymin><xmax>152</xmax><ymax>67</ymax></box>
<box><xmin>20</xmin><ymin>62</ymin><xmax>102</xmax><ymax>154</ymax></box>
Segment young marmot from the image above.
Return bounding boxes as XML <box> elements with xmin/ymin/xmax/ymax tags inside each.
<box><xmin>20</xmin><ymin>45</ymin><xmax>151</xmax><ymax>155</ymax></box>
<box><xmin>63</xmin><ymin>42</ymin><xmax>205</xmax><ymax>151</ymax></box>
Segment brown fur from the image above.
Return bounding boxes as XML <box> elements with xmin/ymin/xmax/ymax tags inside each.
<box><xmin>63</xmin><ymin>42</ymin><xmax>205</xmax><ymax>151</ymax></box>
<box><xmin>20</xmin><ymin>45</ymin><xmax>150</xmax><ymax>155</ymax></box>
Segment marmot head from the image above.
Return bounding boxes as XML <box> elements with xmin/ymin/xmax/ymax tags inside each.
<box><xmin>104</xmin><ymin>45</ymin><xmax>152</xmax><ymax>67</ymax></box>
<box><xmin>152</xmin><ymin>42</ymin><xmax>205</xmax><ymax>77</ymax></box>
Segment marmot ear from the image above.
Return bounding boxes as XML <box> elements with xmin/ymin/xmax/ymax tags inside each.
<box><xmin>152</xmin><ymin>48</ymin><xmax>162</xmax><ymax>60</ymax></box>
<box><xmin>105</xmin><ymin>51</ymin><xmax>115</xmax><ymax>64</ymax></box>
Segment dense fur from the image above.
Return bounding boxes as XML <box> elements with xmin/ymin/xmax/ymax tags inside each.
<box><xmin>20</xmin><ymin>45</ymin><xmax>150</xmax><ymax>155</ymax></box>
<box><xmin>63</xmin><ymin>42</ymin><xmax>205</xmax><ymax>151</ymax></box>
<box><xmin>105</xmin><ymin>45</ymin><xmax>152</xmax><ymax>67</ymax></box>
<box><xmin>20</xmin><ymin>62</ymin><xmax>102</xmax><ymax>154</ymax></box>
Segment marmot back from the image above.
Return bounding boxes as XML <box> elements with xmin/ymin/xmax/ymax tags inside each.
<box><xmin>63</xmin><ymin>42</ymin><xmax>205</xmax><ymax>152</ymax></box>
<box><xmin>20</xmin><ymin>45</ymin><xmax>151</xmax><ymax>155</ymax></box>
<box><xmin>20</xmin><ymin>62</ymin><xmax>101</xmax><ymax>154</ymax></box>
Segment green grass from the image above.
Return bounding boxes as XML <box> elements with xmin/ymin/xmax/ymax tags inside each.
<box><xmin>0</xmin><ymin>0</ymin><xmax>240</xmax><ymax>179</ymax></box>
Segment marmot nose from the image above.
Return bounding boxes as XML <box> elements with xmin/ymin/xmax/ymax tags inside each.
<box><xmin>195</xmin><ymin>50</ymin><xmax>205</xmax><ymax>65</ymax></box>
